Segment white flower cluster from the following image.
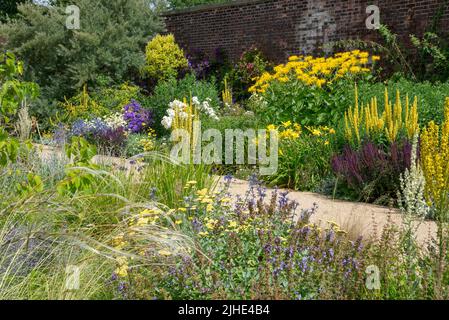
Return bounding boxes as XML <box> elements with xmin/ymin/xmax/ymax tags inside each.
<box><xmin>397</xmin><ymin>135</ymin><xmax>430</xmax><ymax>219</ymax></box>
<box><xmin>104</xmin><ymin>112</ymin><xmax>127</xmax><ymax>129</ymax></box>
<box><xmin>161</xmin><ymin>97</ymin><xmax>219</xmax><ymax>130</ymax></box>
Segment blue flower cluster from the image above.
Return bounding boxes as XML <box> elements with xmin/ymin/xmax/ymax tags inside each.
<box><xmin>70</xmin><ymin>118</ymin><xmax>126</xmax><ymax>155</ymax></box>
<box><xmin>123</xmin><ymin>100</ymin><xmax>153</xmax><ymax>133</ymax></box>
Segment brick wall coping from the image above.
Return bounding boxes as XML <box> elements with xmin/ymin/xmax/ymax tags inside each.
<box><xmin>163</xmin><ymin>0</ymin><xmax>273</xmax><ymax>16</ymax></box>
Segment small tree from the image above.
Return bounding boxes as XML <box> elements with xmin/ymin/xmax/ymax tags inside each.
<box><xmin>0</xmin><ymin>0</ymin><xmax>30</xmax><ymax>21</ymax></box>
<box><xmin>0</xmin><ymin>0</ymin><xmax>162</xmax><ymax>118</ymax></box>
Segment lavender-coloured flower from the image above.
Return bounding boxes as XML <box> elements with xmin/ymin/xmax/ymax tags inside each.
<box><xmin>123</xmin><ymin>100</ymin><xmax>153</xmax><ymax>133</ymax></box>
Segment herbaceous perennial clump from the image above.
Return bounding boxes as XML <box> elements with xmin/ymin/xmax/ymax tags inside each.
<box><xmin>332</xmin><ymin>140</ymin><xmax>412</xmax><ymax>203</ymax></box>
<box><xmin>344</xmin><ymin>86</ymin><xmax>419</xmax><ymax>145</ymax></box>
<box><xmin>123</xmin><ymin>100</ymin><xmax>153</xmax><ymax>133</ymax></box>
<box><xmin>420</xmin><ymin>98</ymin><xmax>449</xmax><ymax>221</ymax></box>
<box><xmin>397</xmin><ymin>134</ymin><xmax>429</xmax><ymax>218</ymax></box>
<box><xmin>249</xmin><ymin>50</ymin><xmax>379</xmax><ymax>93</ymax></box>
<box><xmin>161</xmin><ymin>97</ymin><xmax>219</xmax><ymax>131</ymax></box>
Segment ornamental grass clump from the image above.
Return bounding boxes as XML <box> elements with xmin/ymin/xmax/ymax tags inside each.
<box><xmin>420</xmin><ymin>98</ymin><xmax>449</xmax><ymax>221</ymax></box>
<box><xmin>110</xmin><ymin>176</ymin><xmax>370</xmax><ymax>299</ymax></box>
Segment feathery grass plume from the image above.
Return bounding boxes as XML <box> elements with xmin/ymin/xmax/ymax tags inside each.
<box><xmin>15</xmin><ymin>104</ymin><xmax>32</xmax><ymax>142</ymax></box>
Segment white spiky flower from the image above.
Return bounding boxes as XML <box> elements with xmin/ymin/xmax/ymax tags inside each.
<box><xmin>397</xmin><ymin>134</ymin><xmax>430</xmax><ymax>219</ymax></box>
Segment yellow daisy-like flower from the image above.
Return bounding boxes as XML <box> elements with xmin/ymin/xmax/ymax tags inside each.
<box><xmin>282</xmin><ymin>120</ymin><xmax>292</xmax><ymax>128</ymax></box>
<box><xmin>228</xmin><ymin>220</ymin><xmax>238</xmax><ymax>228</ymax></box>
<box><xmin>197</xmin><ymin>188</ymin><xmax>209</xmax><ymax>197</ymax></box>
<box><xmin>158</xmin><ymin>249</ymin><xmax>172</xmax><ymax>256</ymax></box>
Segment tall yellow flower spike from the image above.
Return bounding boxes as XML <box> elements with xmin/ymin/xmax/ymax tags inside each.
<box><xmin>420</xmin><ymin>98</ymin><xmax>449</xmax><ymax>220</ymax></box>
<box><xmin>344</xmin><ymin>87</ymin><xmax>420</xmax><ymax>145</ymax></box>
<box><xmin>222</xmin><ymin>77</ymin><xmax>233</xmax><ymax>106</ymax></box>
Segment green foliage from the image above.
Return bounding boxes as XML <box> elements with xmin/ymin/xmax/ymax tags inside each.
<box><xmin>57</xmin><ymin>136</ymin><xmax>98</xmax><ymax>195</ymax></box>
<box><xmin>0</xmin><ymin>127</ymin><xmax>19</xmax><ymax>166</ymax></box>
<box><xmin>355</xmin><ymin>78</ymin><xmax>449</xmax><ymax>126</ymax></box>
<box><xmin>144</xmin><ymin>34</ymin><xmax>188</xmax><ymax>82</ymax></box>
<box><xmin>226</xmin><ymin>47</ymin><xmax>271</xmax><ymax>101</ymax></box>
<box><xmin>16</xmin><ymin>172</ymin><xmax>43</xmax><ymax>195</ymax></box>
<box><xmin>92</xmin><ymin>83</ymin><xmax>141</xmax><ymax>114</ymax></box>
<box><xmin>167</xmin><ymin>0</ymin><xmax>230</xmax><ymax>10</ymax></box>
<box><xmin>146</xmin><ymin>73</ymin><xmax>220</xmax><ymax>133</ymax></box>
<box><xmin>0</xmin><ymin>52</ymin><xmax>37</xmax><ymax>166</ymax></box>
<box><xmin>263</xmin><ymin>128</ymin><xmax>335</xmax><ymax>191</ymax></box>
<box><xmin>53</xmin><ymin>83</ymin><xmax>141</xmax><ymax>127</ymax></box>
<box><xmin>411</xmin><ymin>32</ymin><xmax>449</xmax><ymax>82</ymax></box>
<box><xmin>124</xmin><ymin>133</ymin><xmax>146</xmax><ymax>157</ymax></box>
<box><xmin>0</xmin><ymin>0</ymin><xmax>162</xmax><ymax>120</ymax></box>
<box><xmin>0</xmin><ymin>51</ymin><xmax>39</xmax><ymax>122</ymax></box>
<box><xmin>0</xmin><ymin>0</ymin><xmax>29</xmax><ymax>21</ymax></box>
<box><xmin>258</xmin><ymin>79</ymin><xmax>355</xmax><ymax>126</ymax></box>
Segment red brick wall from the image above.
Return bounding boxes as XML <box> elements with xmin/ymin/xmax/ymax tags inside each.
<box><xmin>164</xmin><ymin>0</ymin><xmax>449</xmax><ymax>62</ymax></box>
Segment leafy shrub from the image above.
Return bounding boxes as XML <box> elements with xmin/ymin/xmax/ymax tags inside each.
<box><xmin>0</xmin><ymin>0</ymin><xmax>29</xmax><ymax>22</ymax></box>
<box><xmin>92</xmin><ymin>83</ymin><xmax>142</xmax><ymax>114</ymax></box>
<box><xmin>258</xmin><ymin>79</ymin><xmax>355</xmax><ymax>126</ymax></box>
<box><xmin>144</xmin><ymin>34</ymin><xmax>188</xmax><ymax>82</ymax></box>
<box><xmin>252</xmin><ymin>51</ymin><xmax>378</xmax><ymax>126</ymax></box>
<box><xmin>145</xmin><ymin>74</ymin><xmax>220</xmax><ymax>133</ymax></box>
<box><xmin>262</xmin><ymin>123</ymin><xmax>335</xmax><ymax>191</ymax></box>
<box><xmin>332</xmin><ymin>139</ymin><xmax>412</xmax><ymax>204</ymax></box>
<box><xmin>56</xmin><ymin>85</ymin><xmax>109</xmax><ymax>126</ymax></box>
<box><xmin>411</xmin><ymin>32</ymin><xmax>449</xmax><ymax>82</ymax></box>
<box><xmin>0</xmin><ymin>51</ymin><xmax>39</xmax><ymax>122</ymax></box>
<box><xmin>227</xmin><ymin>47</ymin><xmax>271</xmax><ymax>101</ymax></box>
